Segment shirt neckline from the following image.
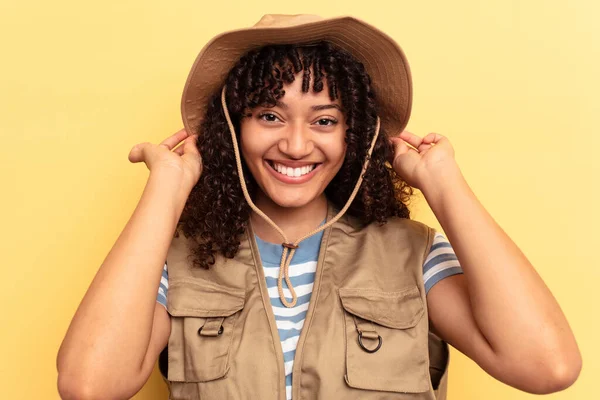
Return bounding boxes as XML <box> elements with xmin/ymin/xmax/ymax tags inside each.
<box><xmin>254</xmin><ymin>218</ymin><xmax>327</xmax><ymax>265</ymax></box>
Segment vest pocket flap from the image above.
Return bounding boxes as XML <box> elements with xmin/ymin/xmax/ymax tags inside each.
<box><xmin>338</xmin><ymin>286</ymin><xmax>424</xmax><ymax>329</ymax></box>
<box><xmin>167</xmin><ymin>278</ymin><xmax>246</xmax><ymax>317</ymax></box>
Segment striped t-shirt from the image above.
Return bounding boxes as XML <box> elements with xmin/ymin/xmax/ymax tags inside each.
<box><xmin>157</xmin><ymin>229</ymin><xmax>462</xmax><ymax>399</ymax></box>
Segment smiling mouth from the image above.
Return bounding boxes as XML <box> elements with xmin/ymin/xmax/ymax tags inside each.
<box><xmin>267</xmin><ymin>161</ymin><xmax>321</xmax><ymax>178</ymax></box>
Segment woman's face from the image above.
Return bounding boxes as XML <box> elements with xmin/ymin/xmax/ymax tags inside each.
<box><xmin>240</xmin><ymin>72</ymin><xmax>347</xmax><ymax>209</ymax></box>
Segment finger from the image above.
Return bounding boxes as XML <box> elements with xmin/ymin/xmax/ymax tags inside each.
<box><xmin>181</xmin><ymin>134</ymin><xmax>199</xmax><ymax>153</ymax></box>
<box><xmin>159</xmin><ymin>128</ymin><xmax>190</xmax><ymax>150</ymax></box>
<box><xmin>392</xmin><ymin>136</ymin><xmax>420</xmax><ymax>154</ymax></box>
<box><xmin>417</xmin><ymin>143</ymin><xmax>433</xmax><ymax>153</ymax></box>
<box><xmin>173</xmin><ymin>145</ymin><xmax>185</xmax><ymax>156</ymax></box>
<box><xmin>172</xmin><ymin>134</ymin><xmax>197</xmax><ymax>156</ymax></box>
<box><xmin>390</xmin><ymin>137</ymin><xmax>411</xmax><ymax>156</ymax></box>
<box><xmin>398</xmin><ymin>131</ymin><xmax>424</xmax><ymax>149</ymax></box>
<box><xmin>181</xmin><ymin>134</ymin><xmax>201</xmax><ymax>161</ymax></box>
<box><xmin>391</xmin><ymin>137</ymin><xmax>421</xmax><ymax>162</ymax></box>
<box><xmin>422</xmin><ymin>132</ymin><xmax>445</xmax><ymax>144</ymax></box>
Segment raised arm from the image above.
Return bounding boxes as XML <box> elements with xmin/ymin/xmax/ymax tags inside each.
<box><xmin>57</xmin><ymin>129</ymin><xmax>201</xmax><ymax>399</ymax></box>
<box><xmin>391</xmin><ymin>131</ymin><xmax>581</xmax><ymax>394</ymax></box>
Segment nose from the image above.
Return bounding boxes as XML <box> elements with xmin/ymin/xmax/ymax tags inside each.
<box><xmin>277</xmin><ymin>123</ymin><xmax>314</xmax><ymax>159</ymax></box>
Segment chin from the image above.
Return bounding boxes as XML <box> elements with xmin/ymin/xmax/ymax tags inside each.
<box><xmin>254</xmin><ymin>180</ymin><xmax>322</xmax><ymax>208</ymax></box>
<box><xmin>267</xmin><ymin>191</ymin><xmax>318</xmax><ymax>209</ymax></box>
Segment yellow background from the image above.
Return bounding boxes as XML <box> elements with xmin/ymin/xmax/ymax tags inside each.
<box><xmin>1</xmin><ymin>0</ymin><xmax>597</xmax><ymax>399</ymax></box>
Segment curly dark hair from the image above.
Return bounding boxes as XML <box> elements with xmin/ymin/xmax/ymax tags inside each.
<box><xmin>176</xmin><ymin>41</ymin><xmax>415</xmax><ymax>269</ymax></box>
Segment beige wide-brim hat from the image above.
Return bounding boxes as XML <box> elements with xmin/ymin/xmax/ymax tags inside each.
<box><xmin>181</xmin><ymin>14</ymin><xmax>412</xmax><ymax>137</ymax></box>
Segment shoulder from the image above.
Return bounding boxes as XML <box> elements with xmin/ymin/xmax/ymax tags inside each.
<box><xmin>385</xmin><ymin>216</ymin><xmax>434</xmax><ymax>235</ymax></box>
<box><xmin>382</xmin><ymin>217</ymin><xmax>436</xmax><ymax>253</ymax></box>
<box><xmin>337</xmin><ymin>213</ymin><xmax>436</xmax><ymax>252</ymax></box>
<box><xmin>340</xmin><ymin>211</ymin><xmax>433</xmax><ymax>233</ymax></box>
<box><xmin>353</xmin><ymin>213</ymin><xmax>435</xmax><ymax>237</ymax></box>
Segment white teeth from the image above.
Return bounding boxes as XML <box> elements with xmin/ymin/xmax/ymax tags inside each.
<box><xmin>271</xmin><ymin>162</ymin><xmax>316</xmax><ymax>177</ymax></box>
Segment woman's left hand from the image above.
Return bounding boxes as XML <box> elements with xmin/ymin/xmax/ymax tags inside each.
<box><xmin>389</xmin><ymin>131</ymin><xmax>458</xmax><ymax>191</ymax></box>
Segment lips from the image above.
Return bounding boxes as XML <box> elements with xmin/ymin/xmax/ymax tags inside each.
<box><xmin>271</xmin><ymin>161</ymin><xmax>315</xmax><ymax>177</ymax></box>
<box><xmin>265</xmin><ymin>160</ymin><xmax>322</xmax><ymax>184</ymax></box>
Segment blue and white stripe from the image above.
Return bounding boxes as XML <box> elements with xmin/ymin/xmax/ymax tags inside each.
<box><xmin>254</xmin><ymin>227</ymin><xmax>324</xmax><ymax>400</ymax></box>
<box><xmin>156</xmin><ymin>229</ymin><xmax>462</xmax><ymax>400</ymax></box>
<box><xmin>423</xmin><ymin>232</ymin><xmax>463</xmax><ymax>294</ymax></box>
<box><xmin>157</xmin><ymin>262</ymin><xmax>168</xmax><ymax>308</ymax></box>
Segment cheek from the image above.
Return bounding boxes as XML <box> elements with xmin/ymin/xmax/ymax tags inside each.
<box><xmin>239</xmin><ymin>136</ymin><xmax>253</xmax><ymax>162</ymax></box>
<box><xmin>326</xmin><ymin>134</ymin><xmax>347</xmax><ymax>168</ymax></box>
<box><xmin>240</xmin><ymin>124</ymin><xmax>263</xmax><ymax>162</ymax></box>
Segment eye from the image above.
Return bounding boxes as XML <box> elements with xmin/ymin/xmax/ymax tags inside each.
<box><xmin>315</xmin><ymin>118</ymin><xmax>338</xmax><ymax>126</ymax></box>
<box><xmin>258</xmin><ymin>112</ymin><xmax>281</xmax><ymax>123</ymax></box>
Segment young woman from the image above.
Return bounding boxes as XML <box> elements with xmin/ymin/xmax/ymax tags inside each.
<box><xmin>57</xmin><ymin>15</ymin><xmax>581</xmax><ymax>400</ymax></box>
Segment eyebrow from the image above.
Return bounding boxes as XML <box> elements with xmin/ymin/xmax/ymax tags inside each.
<box><xmin>275</xmin><ymin>100</ymin><xmax>342</xmax><ymax>112</ymax></box>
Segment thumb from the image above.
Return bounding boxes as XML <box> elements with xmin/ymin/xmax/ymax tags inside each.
<box><xmin>390</xmin><ymin>137</ymin><xmax>420</xmax><ymax>171</ymax></box>
<box><xmin>128</xmin><ymin>142</ymin><xmax>152</xmax><ymax>163</ymax></box>
<box><xmin>390</xmin><ymin>136</ymin><xmax>411</xmax><ymax>156</ymax></box>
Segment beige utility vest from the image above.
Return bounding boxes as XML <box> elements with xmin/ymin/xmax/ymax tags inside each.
<box><xmin>162</xmin><ymin>205</ymin><xmax>451</xmax><ymax>399</ymax></box>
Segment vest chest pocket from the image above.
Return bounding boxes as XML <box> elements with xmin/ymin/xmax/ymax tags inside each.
<box><xmin>338</xmin><ymin>286</ymin><xmax>430</xmax><ymax>393</ymax></box>
<box><xmin>166</xmin><ymin>278</ymin><xmax>246</xmax><ymax>383</ymax></box>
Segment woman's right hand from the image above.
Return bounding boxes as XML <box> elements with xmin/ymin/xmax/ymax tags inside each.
<box><xmin>128</xmin><ymin>128</ymin><xmax>202</xmax><ymax>192</ymax></box>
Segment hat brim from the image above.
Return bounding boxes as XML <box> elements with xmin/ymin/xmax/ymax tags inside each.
<box><xmin>181</xmin><ymin>16</ymin><xmax>412</xmax><ymax>137</ymax></box>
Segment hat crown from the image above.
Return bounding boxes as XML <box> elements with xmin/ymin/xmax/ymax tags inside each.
<box><xmin>253</xmin><ymin>14</ymin><xmax>323</xmax><ymax>28</ymax></box>
<box><xmin>182</xmin><ymin>13</ymin><xmax>412</xmax><ymax>139</ymax></box>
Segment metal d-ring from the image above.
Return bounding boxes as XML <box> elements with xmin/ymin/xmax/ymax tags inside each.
<box><xmin>198</xmin><ymin>325</ymin><xmax>224</xmax><ymax>336</ymax></box>
<box><xmin>358</xmin><ymin>331</ymin><xmax>382</xmax><ymax>353</ymax></box>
